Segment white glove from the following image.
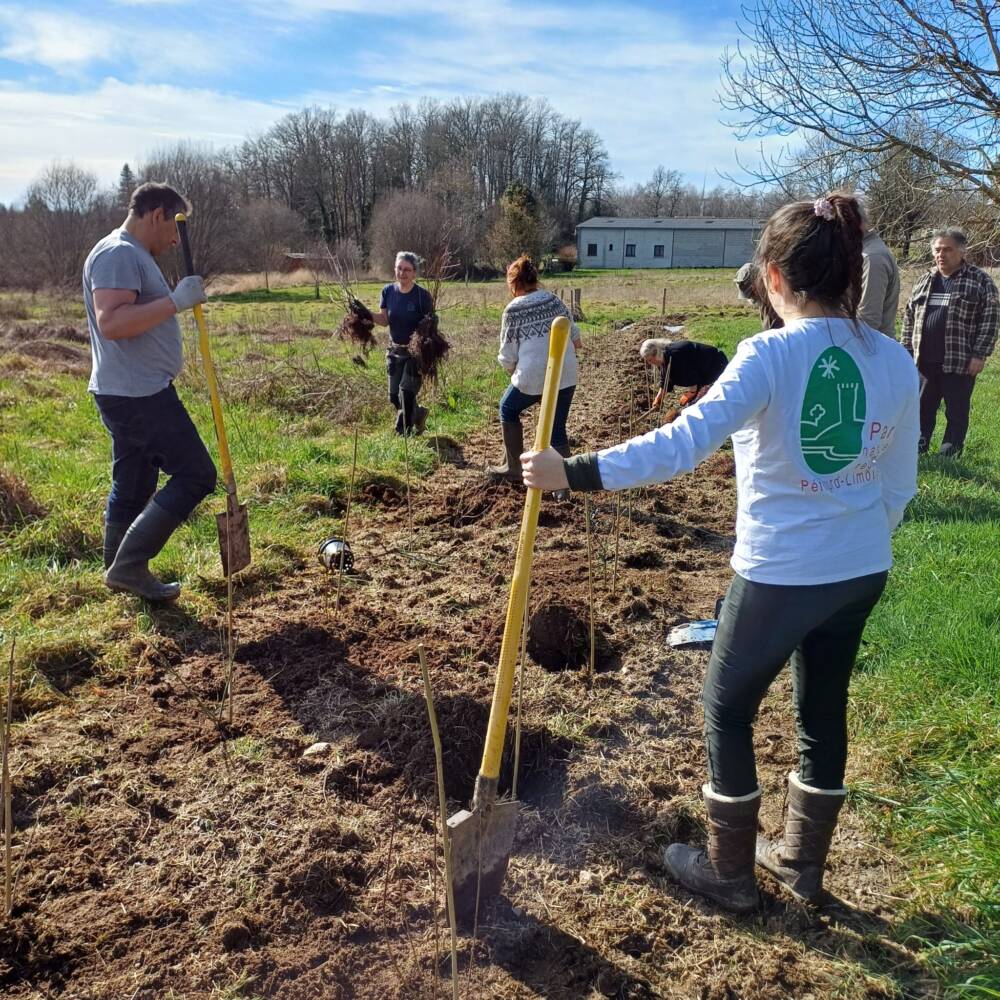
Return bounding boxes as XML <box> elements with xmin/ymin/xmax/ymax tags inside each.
<box><xmin>170</xmin><ymin>275</ymin><xmax>206</xmax><ymax>312</ymax></box>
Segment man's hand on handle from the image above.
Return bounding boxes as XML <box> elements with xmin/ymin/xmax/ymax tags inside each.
<box><xmin>170</xmin><ymin>275</ymin><xmax>207</xmax><ymax>313</ymax></box>
<box><xmin>520</xmin><ymin>447</ymin><xmax>569</xmax><ymax>490</ymax></box>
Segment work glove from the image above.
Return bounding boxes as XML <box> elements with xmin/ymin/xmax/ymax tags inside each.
<box><xmin>170</xmin><ymin>275</ymin><xmax>207</xmax><ymax>313</ymax></box>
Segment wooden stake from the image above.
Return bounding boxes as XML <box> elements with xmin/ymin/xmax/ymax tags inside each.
<box><xmin>3</xmin><ymin>640</ymin><xmax>14</xmax><ymax>917</ymax></box>
<box><xmin>512</xmin><ymin>579</ymin><xmax>531</xmax><ymax>799</ymax></box>
<box><xmin>335</xmin><ymin>424</ymin><xmax>359</xmax><ymax>618</ymax></box>
<box><xmin>418</xmin><ymin>646</ymin><xmax>460</xmax><ymax>1000</ymax></box>
<box><xmin>584</xmin><ymin>497</ymin><xmax>596</xmax><ymax>684</ymax></box>
<box><xmin>402</xmin><ymin>420</ymin><xmax>413</xmax><ymax>535</ymax></box>
<box><xmin>661</xmin><ymin>288</ymin><xmax>667</xmax><ymax>314</ymax></box>
<box><xmin>611</xmin><ymin>493</ymin><xmax>622</xmax><ymax>597</ymax></box>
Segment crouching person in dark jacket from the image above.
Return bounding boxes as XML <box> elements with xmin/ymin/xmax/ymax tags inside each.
<box><xmin>83</xmin><ymin>182</ymin><xmax>217</xmax><ymax>602</ymax></box>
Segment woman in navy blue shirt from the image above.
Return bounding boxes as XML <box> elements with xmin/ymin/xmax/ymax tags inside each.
<box><xmin>372</xmin><ymin>251</ymin><xmax>433</xmax><ymax>434</ymax></box>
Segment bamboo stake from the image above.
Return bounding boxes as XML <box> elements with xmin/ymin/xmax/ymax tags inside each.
<box><xmin>418</xmin><ymin>646</ymin><xmax>460</xmax><ymax>1000</ymax></box>
<box><xmin>335</xmin><ymin>424</ymin><xmax>359</xmax><ymax>618</ymax></box>
<box><xmin>584</xmin><ymin>497</ymin><xmax>596</xmax><ymax>684</ymax></box>
<box><xmin>402</xmin><ymin>420</ymin><xmax>413</xmax><ymax>535</ymax></box>
<box><xmin>626</xmin><ymin>410</ymin><xmax>634</xmax><ymax>539</ymax></box>
<box><xmin>611</xmin><ymin>492</ymin><xmax>622</xmax><ymax>597</ymax></box>
<box><xmin>3</xmin><ymin>639</ymin><xmax>14</xmax><ymax>917</ymax></box>
<box><xmin>225</xmin><ymin>523</ymin><xmax>235</xmax><ymax>726</ymax></box>
<box><xmin>511</xmin><ymin>579</ymin><xmax>531</xmax><ymax>800</ymax></box>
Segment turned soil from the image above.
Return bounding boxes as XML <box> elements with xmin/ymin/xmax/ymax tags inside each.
<box><xmin>1</xmin><ymin>329</ymin><xmax>934</xmax><ymax>999</ymax></box>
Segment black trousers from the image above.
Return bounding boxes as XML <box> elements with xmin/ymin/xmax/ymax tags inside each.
<box><xmin>918</xmin><ymin>360</ymin><xmax>976</xmax><ymax>449</ymax></box>
<box><xmin>702</xmin><ymin>570</ymin><xmax>888</xmax><ymax>796</ymax></box>
<box><xmin>386</xmin><ymin>350</ymin><xmax>422</xmax><ymax>433</ymax></box>
<box><xmin>93</xmin><ymin>384</ymin><xmax>217</xmax><ymax>526</ymax></box>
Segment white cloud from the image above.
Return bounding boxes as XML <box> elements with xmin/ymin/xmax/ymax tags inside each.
<box><xmin>0</xmin><ymin>78</ymin><xmax>292</xmax><ymax>202</ymax></box>
<box><xmin>0</xmin><ymin>8</ymin><xmax>109</xmax><ymax>69</ymax></box>
<box><xmin>0</xmin><ymin>0</ymin><xmax>784</xmax><ymax>203</ymax></box>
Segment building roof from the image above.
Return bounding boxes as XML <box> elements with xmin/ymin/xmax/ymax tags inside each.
<box><xmin>577</xmin><ymin>217</ymin><xmax>760</xmax><ymax>230</ymax></box>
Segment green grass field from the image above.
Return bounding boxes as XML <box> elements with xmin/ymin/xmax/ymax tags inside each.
<box><xmin>1</xmin><ymin>272</ymin><xmax>998</xmax><ymax>994</ymax></box>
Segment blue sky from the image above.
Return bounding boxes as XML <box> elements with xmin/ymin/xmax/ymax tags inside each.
<box><xmin>0</xmin><ymin>0</ymin><xmax>779</xmax><ymax>205</ymax></box>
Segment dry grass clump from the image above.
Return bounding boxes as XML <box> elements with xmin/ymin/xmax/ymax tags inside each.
<box><xmin>0</xmin><ymin>470</ymin><xmax>47</xmax><ymax>531</ymax></box>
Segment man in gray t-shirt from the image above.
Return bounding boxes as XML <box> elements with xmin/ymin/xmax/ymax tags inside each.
<box><xmin>83</xmin><ymin>181</ymin><xmax>216</xmax><ymax>601</ymax></box>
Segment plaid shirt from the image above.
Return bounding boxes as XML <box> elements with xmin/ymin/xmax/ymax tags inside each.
<box><xmin>902</xmin><ymin>262</ymin><xmax>999</xmax><ymax>373</ymax></box>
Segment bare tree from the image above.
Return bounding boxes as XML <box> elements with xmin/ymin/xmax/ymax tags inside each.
<box><xmin>367</xmin><ymin>189</ymin><xmax>456</xmax><ymax>277</ymax></box>
<box><xmin>22</xmin><ymin>162</ymin><xmax>113</xmax><ymax>287</ymax></box>
<box><xmin>232</xmin><ymin>198</ymin><xmax>307</xmax><ymax>289</ymax></box>
<box><xmin>722</xmin><ymin>1</ymin><xmax>1000</xmax><ymax>205</ymax></box>
<box><xmin>140</xmin><ymin>143</ymin><xmax>239</xmax><ymax>281</ymax></box>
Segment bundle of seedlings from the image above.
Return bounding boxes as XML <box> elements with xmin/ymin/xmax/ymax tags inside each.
<box><xmin>338</xmin><ymin>297</ymin><xmax>377</xmax><ymax>354</ymax></box>
<box><xmin>327</xmin><ymin>256</ymin><xmax>377</xmax><ymax>355</ymax></box>
<box><xmin>408</xmin><ymin>247</ymin><xmax>456</xmax><ymax>380</ymax></box>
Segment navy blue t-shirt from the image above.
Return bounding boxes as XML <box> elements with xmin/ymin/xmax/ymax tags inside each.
<box><xmin>380</xmin><ymin>283</ymin><xmax>433</xmax><ymax>345</ymax></box>
<box><xmin>919</xmin><ymin>272</ymin><xmax>952</xmax><ymax>365</ymax></box>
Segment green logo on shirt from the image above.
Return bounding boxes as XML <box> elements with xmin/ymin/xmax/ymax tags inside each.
<box><xmin>800</xmin><ymin>347</ymin><xmax>866</xmax><ymax>474</ymax></box>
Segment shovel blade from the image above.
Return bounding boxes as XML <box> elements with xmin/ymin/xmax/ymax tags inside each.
<box><xmin>216</xmin><ymin>500</ymin><xmax>251</xmax><ymax>576</ymax></box>
<box><xmin>447</xmin><ymin>799</ymin><xmax>519</xmax><ymax>928</ymax></box>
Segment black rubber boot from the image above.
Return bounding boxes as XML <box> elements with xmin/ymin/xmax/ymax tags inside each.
<box><xmin>663</xmin><ymin>784</ymin><xmax>761</xmax><ymax>913</ymax></box>
<box><xmin>414</xmin><ymin>405</ymin><xmax>428</xmax><ymax>435</ymax></box>
<box><xmin>102</xmin><ymin>520</ymin><xmax>131</xmax><ymax>570</ymax></box>
<box><xmin>755</xmin><ymin>771</ymin><xmax>846</xmax><ymax>902</ymax></box>
<box><xmin>104</xmin><ymin>501</ymin><xmax>183</xmax><ymax>602</ymax></box>
<box><xmin>486</xmin><ymin>421</ymin><xmax>524</xmax><ymax>483</ymax></box>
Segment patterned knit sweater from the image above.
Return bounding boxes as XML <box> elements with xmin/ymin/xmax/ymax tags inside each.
<box><xmin>497</xmin><ymin>290</ymin><xmax>582</xmax><ymax>395</ymax></box>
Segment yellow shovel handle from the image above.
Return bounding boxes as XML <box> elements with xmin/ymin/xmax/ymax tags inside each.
<box><xmin>480</xmin><ymin>316</ymin><xmax>570</xmax><ymax>781</ymax></box>
<box><xmin>175</xmin><ymin>212</ymin><xmax>236</xmax><ymax>493</ymax></box>
<box><xmin>191</xmin><ymin>302</ymin><xmax>236</xmax><ymax>491</ymax></box>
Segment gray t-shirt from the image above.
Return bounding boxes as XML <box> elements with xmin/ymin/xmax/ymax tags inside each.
<box><xmin>83</xmin><ymin>229</ymin><xmax>183</xmax><ymax>397</ymax></box>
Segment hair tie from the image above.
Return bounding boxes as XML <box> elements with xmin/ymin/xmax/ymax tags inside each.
<box><xmin>813</xmin><ymin>198</ymin><xmax>835</xmax><ymax>221</ymax></box>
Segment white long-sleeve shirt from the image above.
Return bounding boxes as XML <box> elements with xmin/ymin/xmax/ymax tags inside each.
<box><xmin>498</xmin><ymin>290</ymin><xmax>581</xmax><ymax>395</ymax></box>
<box><xmin>596</xmin><ymin>317</ymin><xmax>920</xmax><ymax>585</ymax></box>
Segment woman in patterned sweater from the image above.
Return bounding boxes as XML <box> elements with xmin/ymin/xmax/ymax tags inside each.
<box><xmin>487</xmin><ymin>256</ymin><xmax>582</xmax><ymax>483</ymax></box>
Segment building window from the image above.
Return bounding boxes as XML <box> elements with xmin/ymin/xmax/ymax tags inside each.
<box><xmin>587</xmin><ymin>243</ymin><xmax>598</xmax><ymax>256</ymax></box>
<box><xmin>625</xmin><ymin>244</ymin><xmax>636</xmax><ymax>258</ymax></box>
<box><xmin>653</xmin><ymin>244</ymin><xmax>665</xmax><ymax>258</ymax></box>
<box><xmin>608</xmin><ymin>244</ymin><xmax>614</xmax><ymax>251</ymax></box>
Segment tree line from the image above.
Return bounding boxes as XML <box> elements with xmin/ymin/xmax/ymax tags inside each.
<box><xmin>4</xmin><ymin>55</ymin><xmax>999</xmax><ymax>292</ymax></box>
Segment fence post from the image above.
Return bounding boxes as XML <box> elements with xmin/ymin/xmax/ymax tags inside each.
<box><xmin>661</xmin><ymin>288</ymin><xmax>667</xmax><ymax>314</ymax></box>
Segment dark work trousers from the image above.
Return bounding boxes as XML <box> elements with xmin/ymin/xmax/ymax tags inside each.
<box><xmin>93</xmin><ymin>384</ymin><xmax>217</xmax><ymax>526</ymax></box>
<box><xmin>703</xmin><ymin>570</ymin><xmax>888</xmax><ymax>796</ymax></box>
<box><xmin>386</xmin><ymin>349</ymin><xmax>422</xmax><ymax>434</ymax></box>
<box><xmin>918</xmin><ymin>360</ymin><xmax>976</xmax><ymax>450</ymax></box>
<box><xmin>498</xmin><ymin>383</ymin><xmax>576</xmax><ymax>449</ymax></box>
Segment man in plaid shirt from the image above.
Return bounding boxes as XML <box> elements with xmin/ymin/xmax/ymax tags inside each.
<box><xmin>902</xmin><ymin>228</ymin><xmax>998</xmax><ymax>456</ymax></box>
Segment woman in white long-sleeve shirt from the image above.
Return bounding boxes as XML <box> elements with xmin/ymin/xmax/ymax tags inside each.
<box><xmin>522</xmin><ymin>192</ymin><xmax>919</xmax><ymax>912</ymax></box>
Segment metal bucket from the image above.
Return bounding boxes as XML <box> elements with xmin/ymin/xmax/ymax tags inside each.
<box><xmin>318</xmin><ymin>537</ymin><xmax>354</xmax><ymax>572</ymax></box>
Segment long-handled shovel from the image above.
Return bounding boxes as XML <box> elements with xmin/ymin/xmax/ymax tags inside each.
<box><xmin>175</xmin><ymin>213</ymin><xmax>251</xmax><ymax>576</ymax></box>
<box><xmin>447</xmin><ymin>316</ymin><xmax>570</xmax><ymax>926</ymax></box>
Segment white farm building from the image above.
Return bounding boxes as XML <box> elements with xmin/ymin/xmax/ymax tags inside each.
<box><xmin>576</xmin><ymin>217</ymin><xmax>761</xmax><ymax>269</ymax></box>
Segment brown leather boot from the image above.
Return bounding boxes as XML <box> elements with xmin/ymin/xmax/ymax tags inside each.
<box><xmin>662</xmin><ymin>784</ymin><xmax>761</xmax><ymax>913</ymax></box>
<box><xmin>755</xmin><ymin>771</ymin><xmax>846</xmax><ymax>902</ymax></box>
<box><xmin>486</xmin><ymin>421</ymin><xmax>524</xmax><ymax>483</ymax></box>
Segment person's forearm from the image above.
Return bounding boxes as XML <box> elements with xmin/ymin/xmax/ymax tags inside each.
<box><xmin>98</xmin><ymin>296</ymin><xmax>177</xmax><ymax>341</ymax></box>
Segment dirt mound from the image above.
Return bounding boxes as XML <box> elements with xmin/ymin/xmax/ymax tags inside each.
<box><xmin>0</xmin><ymin>469</ymin><xmax>47</xmax><ymax>530</ymax></box>
<box><xmin>619</xmin><ymin>313</ymin><xmax>689</xmax><ymax>341</ymax></box>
